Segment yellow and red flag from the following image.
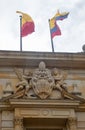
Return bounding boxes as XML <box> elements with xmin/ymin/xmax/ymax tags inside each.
<box><xmin>16</xmin><ymin>11</ymin><xmax>35</xmax><ymax>37</ymax></box>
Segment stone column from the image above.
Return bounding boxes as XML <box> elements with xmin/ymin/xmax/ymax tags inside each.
<box><xmin>67</xmin><ymin>117</ymin><xmax>77</xmax><ymax>130</ymax></box>
<box><xmin>14</xmin><ymin>117</ymin><xmax>23</xmax><ymax>130</ymax></box>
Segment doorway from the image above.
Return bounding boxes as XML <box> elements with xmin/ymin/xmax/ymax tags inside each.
<box><xmin>23</xmin><ymin>118</ymin><xmax>67</xmax><ymax>130</ymax></box>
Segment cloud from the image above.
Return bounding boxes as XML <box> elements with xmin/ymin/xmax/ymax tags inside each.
<box><xmin>0</xmin><ymin>0</ymin><xmax>85</xmax><ymax>52</ymax></box>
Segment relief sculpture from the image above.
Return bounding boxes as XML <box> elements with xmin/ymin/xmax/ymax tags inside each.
<box><xmin>30</xmin><ymin>61</ymin><xmax>55</xmax><ymax>99</ymax></box>
<box><xmin>14</xmin><ymin>68</ymin><xmax>31</xmax><ymax>98</ymax></box>
<box><xmin>14</xmin><ymin>61</ymin><xmax>67</xmax><ymax>99</ymax></box>
<box><xmin>0</xmin><ymin>61</ymin><xmax>85</xmax><ymax>102</ymax></box>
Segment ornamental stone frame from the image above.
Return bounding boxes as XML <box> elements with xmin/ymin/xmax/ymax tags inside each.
<box><xmin>14</xmin><ymin>107</ymin><xmax>77</xmax><ymax>130</ymax></box>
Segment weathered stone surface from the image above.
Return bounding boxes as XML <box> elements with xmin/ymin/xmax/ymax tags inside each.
<box><xmin>0</xmin><ymin>112</ymin><xmax>1</xmax><ymax>128</ymax></box>
<box><xmin>2</xmin><ymin>121</ymin><xmax>13</xmax><ymax>127</ymax></box>
<box><xmin>0</xmin><ymin>51</ymin><xmax>85</xmax><ymax>130</ymax></box>
<box><xmin>1</xmin><ymin>128</ymin><xmax>14</xmax><ymax>130</ymax></box>
<box><xmin>2</xmin><ymin>111</ymin><xmax>14</xmax><ymax>120</ymax></box>
<box><xmin>0</xmin><ymin>51</ymin><xmax>85</xmax><ymax>69</ymax></box>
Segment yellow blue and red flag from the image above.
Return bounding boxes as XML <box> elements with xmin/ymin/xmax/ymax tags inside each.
<box><xmin>54</xmin><ymin>11</ymin><xmax>69</xmax><ymax>21</ymax></box>
<box><xmin>49</xmin><ymin>10</ymin><xmax>69</xmax><ymax>39</ymax></box>
<box><xmin>49</xmin><ymin>18</ymin><xmax>61</xmax><ymax>38</ymax></box>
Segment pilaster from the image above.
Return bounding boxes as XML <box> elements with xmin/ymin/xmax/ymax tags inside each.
<box><xmin>67</xmin><ymin>117</ymin><xmax>77</xmax><ymax>130</ymax></box>
<box><xmin>14</xmin><ymin>117</ymin><xmax>23</xmax><ymax>130</ymax></box>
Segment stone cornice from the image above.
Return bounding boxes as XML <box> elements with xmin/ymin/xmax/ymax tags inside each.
<box><xmin>9</xmin><ymin>99</ymin><xmax>80</xmax><ymax>108</ymax></box>
<box><xmin>0</xmin><ymin>99</ymin><xmax>85</xmax><ymax>111</ymax></box>
<box><xmin>0</xmin><ymin>51</ymin><xmax>85</xmax><ymax>69</ymax></box>
<box><xmin>0</xmin><ymin>99</ymin><xmax>81</xmax><ymax>111</ymax></box>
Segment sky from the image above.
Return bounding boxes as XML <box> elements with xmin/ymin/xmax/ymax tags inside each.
<box><xmin>0</xmin><ymin>0</ymin><xmax>85</xmax><ymax>53</ymax></box>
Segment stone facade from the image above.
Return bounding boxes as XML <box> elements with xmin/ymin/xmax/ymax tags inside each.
<box><xmin>0</xmin><ymin>51</ymin><xmax>85</xmax><ymax>130</ymax></box>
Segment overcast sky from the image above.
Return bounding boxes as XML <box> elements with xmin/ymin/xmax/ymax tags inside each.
<box><xmin>0</xmin><ymin>0</ymin><xmax>85</xmax><ymax>52</ymax></box>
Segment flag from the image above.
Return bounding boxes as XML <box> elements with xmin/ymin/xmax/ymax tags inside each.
<box><xmin>16</xmin><ymin>11</ymin><xmax>35</xmax><ymax>37</ymax></box>
<box><xmin>49</xmin><ymin>18</ymin><xmax>61</xmax><ymax>39</ymax></box>
<box><xmin>49</xmin><ymin>10</ymin><xmax>69</xmax><ymax>39</ymax></box>
<box><xmin>54</xmin><ymin>10</ymin><xmax>69</xmax><ymax>21</ymax></box>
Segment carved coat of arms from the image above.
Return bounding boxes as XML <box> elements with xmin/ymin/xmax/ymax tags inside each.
<box><xmin>31</xmin><ymin>61</ymin><xmax>55</xmax><ymax>99</ymax></box>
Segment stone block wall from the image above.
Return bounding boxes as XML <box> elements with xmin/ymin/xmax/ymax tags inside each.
<box><xmin>1</xmin><ymin>111</ymin><xmax>14</xmax><ymax>130</ymax></box>
<box><xmin>76</xmin><ymin>112</ymin><xmax>85</xmax><ymax>130</ymax></box>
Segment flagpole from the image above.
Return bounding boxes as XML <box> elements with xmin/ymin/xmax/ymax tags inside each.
<box><xmin>20</xmin><ymin>15</ymin><xmax>22</xmax><ymax>51</ymax></box>
<box><xmin>48</xmin><ymin>19</ymin><xmax>54</xmax><ymax>52</ymax></box>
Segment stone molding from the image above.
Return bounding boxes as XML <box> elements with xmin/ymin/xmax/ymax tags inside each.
<box><xmin>0</xmin><ymin>51</ymin><xmax>85</xmax><ymax>69</ymax></box>
<box><xmin>14</xmin><ymin>108</ymin><xmax>77</xmax><ymax>130</ymax></box>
